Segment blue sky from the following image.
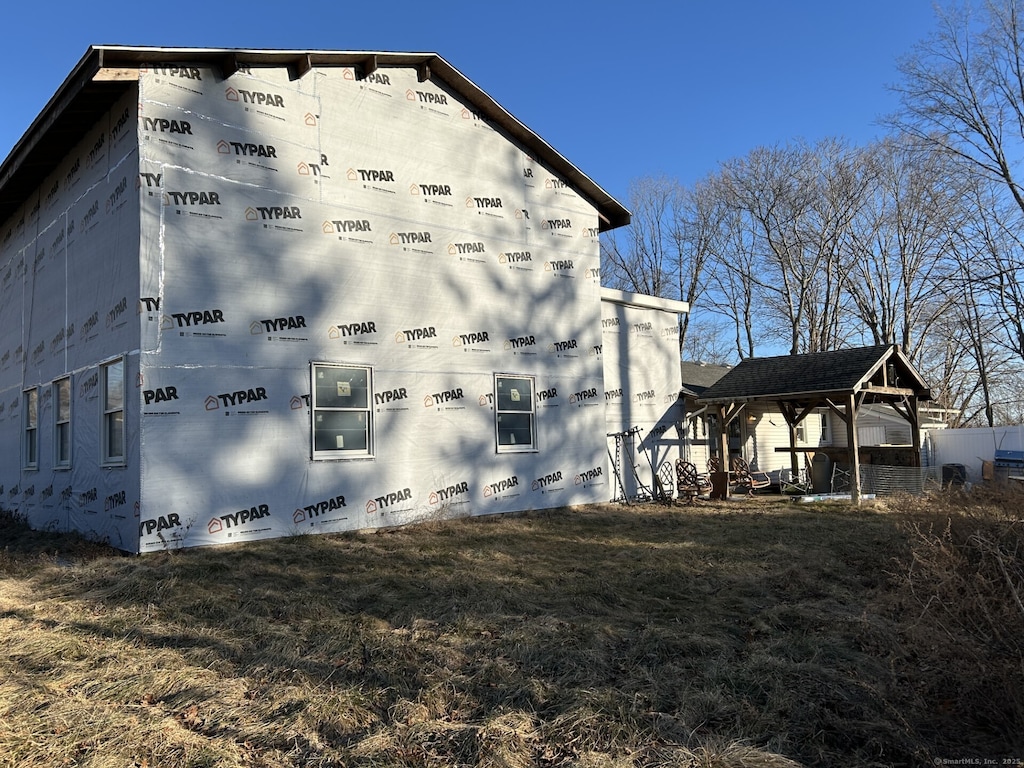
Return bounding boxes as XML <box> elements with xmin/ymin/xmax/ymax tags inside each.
<box><xmin>1</xmin><ymin>0</ymin><xmax>942</xmax><ymax>206</ymax></box>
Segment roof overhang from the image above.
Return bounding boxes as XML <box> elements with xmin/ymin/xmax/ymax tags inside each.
<box><xmin>600</xmin><ymin>287</ymin><xmax>689</xmax><ymax>314</ymax></box>
<box><xmin>0</xmin><ymin>46</ymin><xmax>631</xmax><ymax>231</ymax></box>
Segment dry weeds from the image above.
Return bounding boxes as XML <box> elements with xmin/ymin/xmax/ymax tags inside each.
<box><xmin>1</xmin><ymin>493</ymin><xmax>1021</xmax><ymax>767</ymax></box>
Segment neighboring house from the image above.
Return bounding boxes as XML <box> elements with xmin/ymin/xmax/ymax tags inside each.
<box><xmin>0</xmin><ymin>46</ymin><xmax>686</xmax><ymax>552</ymax></box>
<box><xmin>680</xmin><ymin>361</ymin><xmax>827</xmax><ymax>478</ymax></box>
<box><xmin>695</xmin><ymin>345</ymin><xmax>933</xmax><ymax>500</ymax></box>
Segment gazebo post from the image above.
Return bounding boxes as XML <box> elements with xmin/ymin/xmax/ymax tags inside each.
<box><xmin>846</xmin><ymin>392</ymin><xmax>862</xmax><ymax>504</ymax></box>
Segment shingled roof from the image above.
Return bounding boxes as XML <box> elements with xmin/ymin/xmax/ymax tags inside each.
<box><xmin>679</xmin><ymin>361</ymin><xmax>731</xmax><ymax>399</ymax></box>
<box><xmin>697</xmin><ymin>345</ymin><xmax>930</xmax><ymax>403</ymax></box>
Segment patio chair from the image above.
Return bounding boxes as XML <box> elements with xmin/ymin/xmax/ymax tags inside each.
<box><xmin>675</xmin><ymin>459</ymin><xmax>711</xmax><ymax>503</ymax></box>
<box><xmin>730</xmin><ymin>456</ymin><xmax>771</xmax><ymax>495</ymax></box>
<box><xmin>655</xmin><ymin>461</ymin><xmax>675</xmax><ymax>501</ymax></box>
<box><xmin>779</xmin><ymin>465</ymin><xmax>810</xmax><ymax>495</ymax></box>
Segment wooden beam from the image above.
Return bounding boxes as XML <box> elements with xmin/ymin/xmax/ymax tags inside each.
<box><xmin>220</xmin><ymin>54</ymin><xmax>240</xmax><ymax>79</ymax></box>
<box><xmin>846</xmin><ymin>392</ymin><xmax>862</xmax><ymax>504</ymax></box>
<box><xmin>417</xmin><ymin>62</ymin><xmax>431</xmax><ymax>82</ymax></box>
<box><xmin>359</xmin><ymin>55</ymin><xmax>378</xmax><ymax>78</ymax></box>
<box><xmin>291</xmin><ymin>55</ymin><xmax>313</xmax><ymax>79</ymax></box>
<box><xmin>93</xmin><ymin>68</ymin><xmax>138</xmax><ymax>82</ymax></box>
<box><xmin>909</xmin><ymin>396</ymin><xmax>922</xmax><ymax>468</ymax></box>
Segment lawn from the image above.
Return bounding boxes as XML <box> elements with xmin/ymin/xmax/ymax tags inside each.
<box><xmin>1</xmin><ymin>493</ymin><xmax>1021</xmax><ymax>767</ymax></box>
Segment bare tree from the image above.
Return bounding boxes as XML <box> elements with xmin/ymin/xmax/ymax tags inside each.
<box><xmin>600</xmin><ymin>176</ymin><xmax>683</xmax><ymax>298</ymax></box>
<box><xmin>842</xmin><ymin>137</ymin><xmax>960</xmax><ymax>361</ymax></box>
<box><xmin>710</xmin><ymin>140</ymin><xmax>863</xmax><ymax>355</ymax></box>
<box><xmin>599</xmin><ymin>175</ymin><xmax>715</xmax><ymax>355</ymax></box>
<box><xmin>892</xmin><ymin>0</ymin><xmax>1024</xmax><ymax>218</ymax></box>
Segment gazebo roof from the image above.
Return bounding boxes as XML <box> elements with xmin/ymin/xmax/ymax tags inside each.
<box><xmin>697</xmin><ymin>345</ymin><xmax>931</xmax><ymax>404</ymax></box>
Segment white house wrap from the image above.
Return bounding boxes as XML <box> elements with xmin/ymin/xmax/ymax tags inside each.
<box><xmin>0</xmin><ymin>47</ymin><xmax>686</xmax><ymax>552</ymax></box>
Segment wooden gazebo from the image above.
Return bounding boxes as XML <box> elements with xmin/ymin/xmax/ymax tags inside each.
<box><xmin>696</xmin><ymin>345</ymin><xmax>932</xmax><ymax>502</ymax></box>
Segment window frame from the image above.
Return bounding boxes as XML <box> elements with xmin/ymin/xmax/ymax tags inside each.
<box><xmin>53</xmin><ymin>376</ymin><xmax>72</xmax><ymax>469</ymax></box>
<box><xmin>310</xmin><ymin>362</ymin><xmax>374</xmax><ymax>460</ymax></box>
<box><xmin>494</xmin><ymin>373</ymin><xmax>537</xmax><ymax>453</ymax></box>
<box><xmin>23</xmin><ymin>387</ymin><xmax>39</xmax><ymax>470</ymax></box>
<box><xmin>101</xmin><ymin>357</ymin><xmax>126</xmax><ymax>467</ymax></box>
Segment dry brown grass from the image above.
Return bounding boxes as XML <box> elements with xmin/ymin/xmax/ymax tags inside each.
<box><xmin>1</xmin><ymin>494</ymin><xmax>1021</xmax><ymax>767</ymax></box>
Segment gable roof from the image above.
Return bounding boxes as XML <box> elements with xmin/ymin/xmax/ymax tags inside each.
<box><xmin>679</xmin><ymin>361</ymin><xmax>731</xmax><ymax>398</ymax></box>
<box><xmin>697</xmin><ymin>345</ymin><xmax>931</xmax><ymax>403</ymax></box>
<box><xmin>0</xmin><ymin>45</ymin><xmax>630</xmax><ymax>231</ymax></box>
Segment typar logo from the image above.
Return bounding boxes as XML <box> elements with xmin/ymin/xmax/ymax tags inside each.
<box><xmin>406</xmin><ymin>89</ymin><xmax>449</xmax><ymax>105</ymax></box>
<box><xmin>532</xmin><ymin>471</ymin><xmax>564</xmax><ymax>492</ymax></box>
<box><xmin>548</xmin><ymin>338</ymin><xmax>578</xmax><ymax>354</ymax></box>
<box><xmin>483</xmin><ymin>475</ymin><xmax>519</xmax><ymax>499</ymax></box>
<box><xmin>328</xmin><ymin>320</ymin><xmax>377</xmax><ymax>340</ymax></box>
<box><xmin>453</xmin><ymin>331</ymin><xmax>490</xmax><ymax>350</ymax></box>
<box><xmin>106</xmin><ymin>297</ymin><xmax>129</xmax><ymax>329</ymax></box>
<box><xmin>568</xmin><ymin>387</ymin><xmax>599</xmax><ymax>405</ymax></box>
<box><xmin>504</xmin><ymin>335</ymin><xmax>536</xmax><ymax>352</ymax></box>
<box><xmin>348</xmin><ymin>168</ymin><xmax>395</xmax><ymax>183</ymax></box>
<box><xmin>140</xmin><ymin>513</ymin><xmax>183</xmax><ymax>537</ymax></box>
<box><xmin>253</xmin><ymin>316</ymin><xmax>307</xmax><ymax>334</ymax></box>
<box><xmin>499</xmin><ymin>251</ymin><xmax>532</xmax><ymax>267</ymax></box>
<box><xmin>448</xmin><ymin>241</ymin><xmax>485</xmax><ymax>256</ymax></box>
<box><xmin>293</xmin><ymin>495</ymin><xmax>346</xmax><ymax>524</ymax></box>
<box><xmin>143</xmin><ymin>385</ymin><xmax>179</xmax><ymax>406</ymax></box>
<box><xmin>217</xmin><ymin>139</ymin><xmax>277</xmax><ymax>158</ymax></box>
<box><xmin>536</xmin><ymin>387</ymin><xmax>559</xmax><ymax>405</ymax></box>
<box><xmin>146</xmin><ymin>65</ymin><xmax>202</xmax><ymax>80</ymax></box>
<box><xmin>411</xmin><ymin>183</ymin><xmax>452</xmax><ymax>198</ymax></box>
<box><xmin>574</xmin><ymin>466</ymin><xmax>605</xmax><ymax>486</ymax></box>
<box><xmin>429</xmin><ymin>481</ymin><xmax>469</xmax><ymax>506</ymax></box>
<box><xmin>423</xmin><ymin>388</ymin><xmax>465</xmax><ymax>408</ymax></box>
<box><xmin>225</xmin><ymin>87</ymin><xmax>285</xmax><ymax>109</ymax></box>
<box><xmin>374</xmin><ymin>387</ymin><xmax>409</xmax><ymax>407</ymax></box>
<box><xmin>365</xmin><ymin>488</ymin><xmax>412</xmax><ymax>515</ymax></box>
<box><xmin>163</xmin><ymin>189</ymin><xmax>222</xmax><ymax>217</ymax></box>
<box><xmin>466</xmin><ymin>196</ymin><xmax>503</xmax><ymax>215</ymax></box>
<box><xmin>630</xmin><ymin>321</ymin><xmax>654</xmax><ymax>335</ymax></box>
<box><xmin>544</xmin><ymin>259</ymin><xmax>575</xmax><ymax>275</ymax></box>
<box><xmin>164</xmin><ymin>308</ymin><xmax>225</xmax><ymax>328</ymax></box>
<box><xmin>208</xmin><ymin>504</ymin><xmax>271</xmax><ymax>535</ymax></box>
<box><xmin>297</xmin><ymin>154</ymin><xmax>330</xmax><ymax>178</ymax></box>
<box><xmin>85</xmin><ymin>133</ymin><xmax>105</xmax><ymax>169</ymax></box>
<box><xmin>389</xmin><ymin>231</ymin><xmax>432</xmax><ymax>249</ymax></box>
<box><xmin>205</xmin><ymin>386</ymin><xmax>268</xmax><ymax>410</ymax></box>
<box><xmin>323</xmin><ymin>219</ymin><xmax>372</xmax><ymax>238</ymax></box>
<box><xmin>634</xmin><ymin>389</ymin><xmax>656</xmax><ymax>404</ymax></box>
<box><xmin>140</xmin><ymin>116</ymin><xmax>193</xmax><ymax>135</ymax></box>
<box><xmin>245</xmin><ymin>205</ymin><xmax>301</xmax><ymax>221</ymax></box>
<box><xmin>395</xmin><ymin>327</ymin><xmax>438</xmax><ymax>346</ymax></box>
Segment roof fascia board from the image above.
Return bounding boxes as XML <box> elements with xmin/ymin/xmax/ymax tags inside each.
<box><xmin>0</xmin><ymin>47</ymin><xmax>101</xmax><ymax>193</ymax></box>
<box><xmin>2</xmin><ymin>46</ymin><xmax>631</xmax><ymax>233</ymax></box>
<box><xmin>600</xmin><ymin>287</ymin><xmax>689</xmax><ymax>314</ymax></box>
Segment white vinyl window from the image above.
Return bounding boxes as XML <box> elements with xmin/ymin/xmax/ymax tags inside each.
<box><xmin>23</xmin><ymin>388</ymin><xmax>39</xmax><ymax>470</ymax></box>
<box><xmin>311</xmin><ymin>363</ymin><xmax>373</xmax><ymax>459</ymax></box>
<box><xmin>819</xmin><ymin>411</ymin><xmax>831</xmax><ymax>446</ymax></box>
<box><xmin>54</xmin><ymin>377</ymin><xmax>72</xmax><ymax>468</ymax></box>
<box><xmin>495</xmin><ymin>374</ymin><xmax>536</xmax><ymax>452</ymax></box>
<box><xmin>101</xmin><ymin>358</ymin><xmax>125</xmax><ymax>465</ymax></box>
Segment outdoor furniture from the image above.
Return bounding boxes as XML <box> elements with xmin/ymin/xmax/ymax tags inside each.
<box><xmin>831</xmin><ymin>463</ymin><xmax>852</xmax><ymax>494</ymax></box>
<box><xmin>779</xmin><ymin>466</ymin><xmax>810</xmax><ymax>495</ymax></box>
<box><xmin>656</xmin><ymin>461</ymin><xmax>676</xmax><ymax>501</ymax></box>
<box><xmin>730</xmin><ymin>456</ymin><xmax>771</xmax><ymax>495</ymax></box>
<box><xmin>675</xmin><ymin>459</ymin><xmax>711</xmax><ymax>503</ymax></box>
